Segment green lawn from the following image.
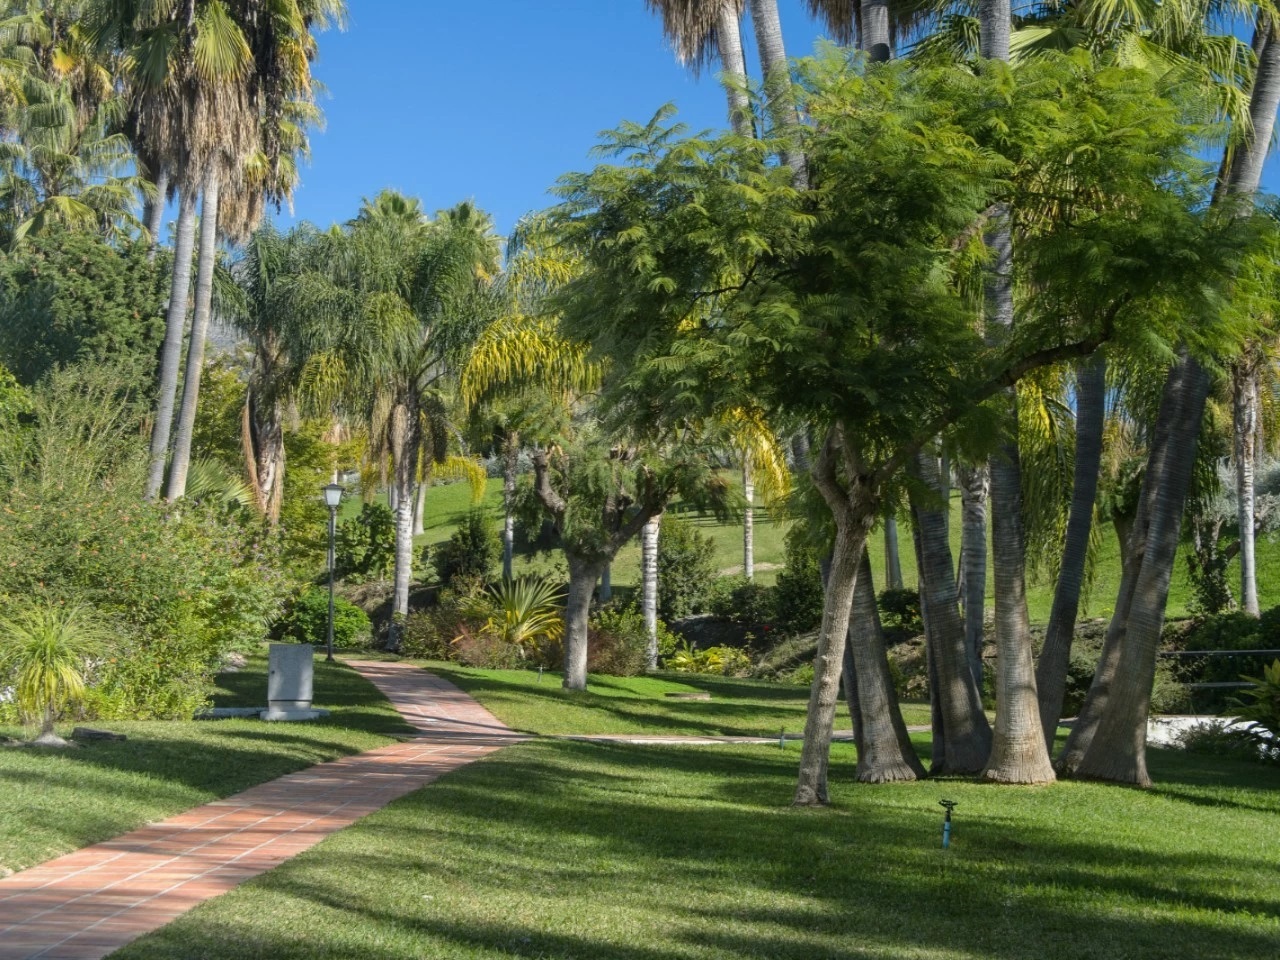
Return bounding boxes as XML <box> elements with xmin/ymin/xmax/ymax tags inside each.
<box><xmin>112</xmin><ymin>735</ymin><xmax>1280</xmax><ymax>960</ymax></box>
<box><xmin>391</xmin><ymin>476</ymin><xmax>1275</xmax><ymax>625</ymax></box>
<box><xmin>408</xmin><ymin>662</ymin><xmax>934</xmax><ymax>736</ymax></box>
<box><xmin>0</xmin><ymin>655</ymin><xmax>411</xmax><ymax>874</ymax></box>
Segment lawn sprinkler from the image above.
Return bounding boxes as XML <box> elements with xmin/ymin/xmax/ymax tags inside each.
<box><xmin>939</xmin><ymin>799</ymin><xmax>958</xmax><ymax>849</ymax></box>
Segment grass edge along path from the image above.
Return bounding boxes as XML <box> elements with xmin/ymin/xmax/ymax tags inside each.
<box><xmin>0</xmin><ymin>661</ymin><xmax>521</xmax><ymax>960</ymax></box>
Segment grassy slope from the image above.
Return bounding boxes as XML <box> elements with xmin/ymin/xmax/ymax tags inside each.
<box><xmin>0</xmin><ymin>656</ymin><xmax>411</xmax><ymax>874</ymax></box>
<box><xmin>410</xmin><ymin>663</ymin><xmax>939</xmax><ymax>736</ymax></box>
<box><xmin>389</xmin><ymin>475</ymin><xmax>1274</xmax><ymax>623</ymax></box>
<box><xmin>114</xmin><ymin>735</ymin><xmax>1280</xmax><ymax>960</ymax></box>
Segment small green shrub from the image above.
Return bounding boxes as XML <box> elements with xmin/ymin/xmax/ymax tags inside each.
<box><xmin>707</xmin><ymin>576</ymin><xmax>775</xmax><ymax>627</ymax></box>
<box><xmin>772</xmin><ymin>529</ymin><xmax>824</xmax><ymax>633</ymax></box>
<box><xmin>336</xmin><ymin>502</ymin><xmax>395</xmax><ymax>582</ymax></box>
<box><xmin>587</xmin><ymin>606</ymin><xmax>651</xmax><ymax>677</ymax></box>
<box><xmin>282</xmin><ymin>589</ymin><xmax>372</xmax><ymax>649</ymax></box>
<box><xmin>664</xmin><ymin>639</ymin><xmax>752</xmax><ymax>677</ymax></box>
<box><xmin>1177</xmin><ymin>719</ymin><xmax>1276</xmax><ymax>765</ymax></box>
<box><xmin>657</xmin><ymin>515</ymin><xmax>717</xmax><ymax>620</ymax></box>
<box><xmin>1231</xmin><ymin>659</ymin><xmax>1280</xmax><ymax>752</ymax></box>
<box><xmin>0</xmin><ymin>603</ymin><xmax>106</xmax><ymax>742</ymax></box>
<box><xmin>432</xmin><ymin>510</ymin><xmax>498</xmax><ymax>586</ymax></box>
<box><xmin>878</xmin><ymin>588</ymin><xmax>923</xmax><ymax>635</ymax></box>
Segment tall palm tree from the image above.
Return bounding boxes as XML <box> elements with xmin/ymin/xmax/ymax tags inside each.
<box><xmin>645</xmin><ymin>1</ymin><xmax>753</xmax><ymax>135</ymax></box>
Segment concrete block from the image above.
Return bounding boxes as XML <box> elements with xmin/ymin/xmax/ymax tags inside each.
<box><xmin>268</xmin><ymin>643</ymin><xmax>314</xmax><ymax>712</ymax></box>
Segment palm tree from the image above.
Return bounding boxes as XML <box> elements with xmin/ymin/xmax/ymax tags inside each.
<box><xmin>646</xmin><ymin>0</ymin><xmax>753</xmax><ymax>135</ymax></box>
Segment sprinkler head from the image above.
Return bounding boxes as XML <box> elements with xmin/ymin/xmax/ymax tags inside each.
<box><xmin>939</xmin><ymin>799</ymin><xmax>958</xmax><ymax>814</ymax></box>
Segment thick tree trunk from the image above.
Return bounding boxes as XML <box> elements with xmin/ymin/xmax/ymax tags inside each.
<box><xmin>412</xmin><ymin>481</ymin><xmax>427</xmax><ymax>537</ymax></box>
<box><xmin>243</xmin><ymin>392</ymin><xmax>286</xmax><ymax>524</ymax></box>
<box><xmin>145</xmin><ymin>187</ymin><xmax>198</xmax><ymax>500</ymax></box>
<box><xmin>1036</xmin><ymin>354</ymin><xmax>1106</xmax><ymax>745</ymax></box>
<box><xmin>1073</xmin><ymin>358</ymin><xmax>1209</xmax><ymax>785</ymax></box>
<box><xmin>716</xmin><ymin>2</ymin><xmax>753</xmax><ymax>137</ymax></box>
<box><xmin>883</xmin><ymin>516</ymin><xmax>903</xmax><ymax>589</ymax></box>
<box><xmin>860</xmin><ymin>0</ymin><xmax>890</xmax><ymax>62</ymax></box>
<box><xmin>956</xmin><ymin>463</ymin><xmax>988</xmax><ymax>688</ymax></box>
<box><xmin>1228</xmin><ymin>23</ymin><xmax>1280</xmax><ymax>197</ymax></box>
<box><xmin>747</xmin><ymin>0</ymin><xmax>806</xmax><ymax>186</ymax></box>
<box><xmin>909</xmin><ymin>507</ymin><xmax>947</xmax><ymax>771</ymax></box>
<box><xmin>844</xmin><ymin>550</ymin><xmax>926</xmax><ymax>783</ymax></box>
<box><xmin>795</xmin><ymin>513</ymin><xmax>870</xmax><ymax>805</ymax></box>
<box><xmin>910</xmin><ymin>450</ymin><xmax>992</xmax><ymax>773</ymax></box>
<box><xmin>165</xmin><ymin>172</ymin><xmax>220</xmax><ymax>501</ymax></box>
<box><xmin>144</xmin><ymin>167</ymin><xmax>169</xmax><ymax>262</ymax></box>
<box><xmin>387</xmin><ymin>405</ymin><xmax>420</xmax><ymax>652</ymax></box>
<box><xmin>643</xmin><ymin>513</ymin><xmax>662</xmax><ymax>669</ymax></box>
<box><xmin>1234</xmin><ymin>353</ymin><xmax>1261</xmax><ymax>617</ymax></box>
<box><xmin>978</xmin><ymin>0</ymin><xmax>1011</xmax><ymax>63</ymax></box>
<box><xmin>983</xmin><ymin>429</ymin><xmax>1055</xmax><ymax>783</ymax></box>
<box><xmin>743</xmin><ymin>461</ymin><xmax>755</xmax><ymax>579</ymax></box>
<box><xmin>502</xmin><ymin>441</ymin><xmax>517</xmax><ymax>581</ymax></box>
<box><xmin>564</xmin><ymin>554</ymin><xmax>606</xmax><ymax>690</ymax></box>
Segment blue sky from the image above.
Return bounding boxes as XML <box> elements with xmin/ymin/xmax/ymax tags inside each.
<box><xmin>277</xmin><ymin>0</ymin><xmax>839</xmax><ymax>235</ymax></box>
<box><xmin>276</xmin><ymin>1</ymin><xmax>1278</xmax><ymax>238</ymax></box>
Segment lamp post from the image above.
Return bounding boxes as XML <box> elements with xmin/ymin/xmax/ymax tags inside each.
<box><xmin>322</xmin><ymin>482</ymin><xmax>344</xmax><ymax>662</ymax></box>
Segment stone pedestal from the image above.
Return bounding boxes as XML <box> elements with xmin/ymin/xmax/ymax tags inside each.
<box><xmin>262</xmin><ymin>643</ymin><xmax>328</xmax><ymax>721</ymax></box>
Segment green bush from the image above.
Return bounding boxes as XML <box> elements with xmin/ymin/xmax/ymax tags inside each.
<box><xmin>336</xmin><ymin>502</ymin><xmax>395</xmax><ymax>582</ymax></box>
<box><xmin>772</xmin><ymin>528</ymin><xmax>824</xmax><ymax>633</ymax></box>
<box><xmin>657</xmin><ymin>515</ymin><xmax>717</xmax><ymax>620</ymax></box>
<box><xmin>878</xmin><ymin>588</ymin><xmax>923</xmax><ymax>635</ymax></box>
<box><xmin>664</xmin><ymin>639</ymin><xmax>752</xmax><ymax>677</ymax></box>
<box><xmin>587</xmin><ymin>606</ymin><xmax>651</xmax><ymax>677</ymax></box>
<box><xmin>432</xmin><ymin>510</ymin><xmax>498</xmax><ymax>586</ymax></box>
<box><xmin>707</xmin><ymin>576</ymin><xmax>775</xmax><ymax>626</ymax></box>
<box><xmin>282</xmin><ymin>589</ymin><xmax>372</xmax><ymax>649</ymax></box>
<box><xmin>1230</xmin><ymin>659</ymin><xmax>1280</xmax><ymax>756</ymax></box>
<box><xmin>1061</xmin><ymin>631</ymin><xmax>1187</xmax><ymax>717</ymax></box>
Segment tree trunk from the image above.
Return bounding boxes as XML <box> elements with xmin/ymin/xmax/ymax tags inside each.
<box><xmin>165</xmin><ymin>172</ymin><xmax>220</xmax><ymax>501</ymax></box>
<box><xmin>909</xmin><ymin>506</ymin><xmax>947</xmax><ymax>771</ymax></box>
<box><xmin>388</xmin><ymin>404</ymin><xmax>420</xmax><ymax>652</ymax></box>
<box><xmin>983</xmin><ymin>428</ymin><xmax>1055</xmax><ymax>783</ymax></box>
<box><xmin>1228</xmin><ymin>23</ymin><xmax>1280</xmax><ymax>198</ymax></box>
<box><xmin>1234</xmin><ymin>352</ymin><xmax>1261</xmax><ymax>617</ymax></box>
<box><xmin>747</xmin><ymin>0</ymin><xmax>806</xmax><ymax>186</ymax></box>
<box><xmin>716</xmin><ymin>2</ymin><xmax>753</xmax><ymax>137</ymax></box>
<box><xmin>502</xmin><ymin>440</ymin><xmax>517</xmax><ymax>581</ymax></box>
<box><xmin>860</xmin><ymin>0</ymin><xmax>890</xmax><ymax>62</ymax></box>
<box><xmin>243</xmin><ymin>392</ymin><xmax>286</xmax><ymax>524</ymax></box>
<box><xmin>909</xmin><ymin>450</ymin><xmax>992</xmax><ymax>773</ymax></box>
<box><xmin>1036</xmin><ymin>354</ymin><xmax>1106</xmax><ymax>745</ymax></box>
<box><xmin>412</xmin><ymin>480</ymin><xmax>427</xmax><ymax>537</ymax></box>
<box><xmin>388</xmin><ymin>481</ymin><xmax>399</xmax><ymax>513</ymax></box>
<box><xmin>144</xmin><ymin>167</ymin><xmax>169</xmax><ymax>262</ymax></box>
<box><xmin>599</xmin><ymin>564</ymin><xmax>612</xmax><ymax>602</ymax></box>
<box><xmin>564</xmin><ymin>554</ymin><xmax>605</xmax><ymax>690</ymax></box>
<box><xmin>795</xmin><ymin>510</ymin><xmax>870</xmax><ymax>805</ymax></box>
<box><xmin>882</xmin><ymin>516</ymin><xmax>903</xmax><ymax>588</ymax></box>
<box><xmin>743</xmin><ymin>460</ymin><xmax>755</xmax><ymax>579</ymax></box>
<box><xmin>1073</xmin><ymin>357</ymin><xmax>1209</xmax><ymax>785</ymax></box>
<box><xmin>978</xmin><ymin>0</ymin><xmax>1011</xmax><ymax>63</ymax></box>
<box><xmin>145</xmin><ymin>187</ymin><xmax>198</xmax><ymax>500</ymax></box>
<box><xmin>844</xmin><ymin>550</ymin><xmax>926</xmax><ymax>783</ymax></box>
<box><xmin>956</xmin><ymin>463</ymin><xmax>988</xmax><ymax>688</ymax></box>
<box><xmin>643</xmin><ymin>513</ymin><xmax>662</xmax><ymax>669</ymax></box>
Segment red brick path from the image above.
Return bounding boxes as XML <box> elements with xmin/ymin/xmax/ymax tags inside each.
<box><xmin>0</xmin><ymin>660</ymin><xmax>522</xmax><ymax>960</ymax></box>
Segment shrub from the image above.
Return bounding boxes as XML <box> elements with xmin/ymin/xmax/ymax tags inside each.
<box><xmin>0</xmin><ymin>603</ymin><xmax>107</xmax><ymax>743</ymax></box>
<box><xmin>1175</xmin><ymin>720</ymin><xmax>1271</xmax><ymax>764</ymax></box>
<box><xmin>282</xmin><ymin>589</ymin><xmax>372</xmax><ymax>649</ymax></box>
<box><xmin>587</xmin><ymin>606</ymin><xmax>650</xmax><ymax>677</ymax></box>
<box><xmin>664</xmin><ymin>639</ymin><xmax>752</xmax><ymax>677</ymax></box>
<box><xmin>336</xmin><ymin>502</ymin><xmax>395</xmax><ymax>582</ymax></box>
<box><xmin>482</xmin><ymin>577</ymin><xmax>564</xmax><ymax>662</ymax></box>
<box><xmin>707</xmin><ymin>576</ymin><xmax>775</xmax><ymax>626</ymax></box>
<box><xmin>772</xmin><ymin>528</ymin><xmax>824</xmax><ymax>633</ymax></box>
<box><xmin>1230</xmin><ymin>659</ymin><xmax>1280</xmax><ymax>756</ymax></box>
<box><xmin>878</xmin><ymin>588</ymin><xmax>923</xmax><ymax>635</ymax></box>
<box><xmin>657</xmin><ymin>514</ymin><xmax>717</xmax><ymax>620</ymax></box>
<box><xmin>1060</xmin><ymin>631</ymin><xmax>1187</xmax><ymax>717</ymax></box>
<box><xmin>432</xmin><ymin>510</ymin><xmax>498</xmax><ymax>586</ymax></box>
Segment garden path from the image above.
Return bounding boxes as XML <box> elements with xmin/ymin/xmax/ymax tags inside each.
<box><xmin>0</xmin><ymin>661</ymin><xmax>522</xmax><ymax>960</ymax></box>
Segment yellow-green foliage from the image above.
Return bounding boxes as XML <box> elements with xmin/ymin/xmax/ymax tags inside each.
<box><xmin>0</xmin><ymin>603</ymin><xmax>105</xmax><ymax>732</ymax></box>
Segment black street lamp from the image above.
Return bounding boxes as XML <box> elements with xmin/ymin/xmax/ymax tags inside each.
<box><xmin>322</xmin><ymin>482</ymin><xmax>344</xmax><ymax>662</ymax></box>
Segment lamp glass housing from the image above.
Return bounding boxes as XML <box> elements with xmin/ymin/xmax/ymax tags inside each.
<box><xmin>322</xmin><ymin>483</ymin><xmax>344</xmax><ymax>508</ymax></box>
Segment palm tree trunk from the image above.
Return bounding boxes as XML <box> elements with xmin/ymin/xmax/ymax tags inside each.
<box><xmin>144</xmin><ymin>167</ymin><xmax>169</xmax><ymax>262</ymax></box>
<box><xmin>956</xmin><ymin>462</ymin><xmax>988</xmax><ymax>688</ymax></box>
<box><xmin>909</xmin><ymin>505</ymin><xmax>947</xmax><ymax>771</ymax></box>
<box><xmin>145</xmin><ymin>187</ymin><xmax>198</xmax><ymax>500</ymax></box>
<box><xmin>1037</xmin><ymin>354</ymin><xmax>1106</xmax><ymax>745</ymax></box>
<box><xmin>502</xmin><ymin>439</ymin><xmax>518</xmax><ymax>581</ymax></box>
<box><xmin>860</xmin><ymin>0</ymin><xmax>890</xmax><ymax>61</ymax></box>
<box><xmin>643</xmin><ymin>513</ymin><xmax>662</xmax><ymax>668</ymax></box>
<box><xmin>978</xmin><ymin>0</ymin><xmax>1011</xmax><ymax>62</ymax></box>
<box><xmin>716</xmin><ymin>2</ymin><xmax>753</xmax><ymax>137</ymax></box>
<box><xmin>747</xmin><ymin>0</ymin><xmax>806</xmax><ymax>186</ymax></box>
<box><xmin>564</xmin><ymin>553</ymin><xmax>605</xmax><ymax>690</ymax></box>
<box><xmin>243</xmin><ymin>392</ymin><xmax>286</xmax><ymax>524</ymax></box>
<box><xmin>1229</xmin><ymin>22</ymin><xmax>1280</xmax><ymax>197</ymax></box>
<box><xmin>388</xmin><ymin>404</ymin><xmax>420</xmax><ymax>651</ymax></box>
<box><xmin>909</xmin><ymin>450</ymin><xmax>992</xmax><ymax>774</ymax></box>
<box><xmin>743</xmin><ymin>460</ymin><xmax>755</xmax><ymax>579</ymax></box>
<box><xmin>844</xmin><ymin>550</ymin><xmax>926</xmax><ymax>782</ymax></box>
<box><xmin>883</xmin><ymin>516</ymin><xmax>903</xmax><ymax>589</ymax></box>
<box><xmin>412</xmin><ymin>481</ymin><xmax>427</xmax><ymax>536</ymax></box>
<box><xmin>1234</xmin><ymin>352</ymin><xmax>1261</xmax><ymax>617</ymax></box>
<box><xmin>983</xmin><ymin>427</ymin><xmax>1055</xmax><ymax>783</ymax></box>
<box><xmin>165</xmin><ymin>172</ymin><xmax>220</xmax><ymax>501</ymax></box>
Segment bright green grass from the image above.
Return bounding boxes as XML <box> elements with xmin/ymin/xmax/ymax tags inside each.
<box><xmin>407</xmin><ymin>662</ymin><xmax>935</xmax><ymax>736</ymax></box>
<box><xmin>0</xmin><ymin>655</ymin><xmax>411</xmax><ymax>874</ymax></box>
<box><xmin>388</xmin><ymin>476</ymin><xmax>1277</xmax><ymax>625</ymax></box>
<box><xmin>113</xmin><ymin>736</ymin><xmax>1280</xmax><ymax>960</ymax></box>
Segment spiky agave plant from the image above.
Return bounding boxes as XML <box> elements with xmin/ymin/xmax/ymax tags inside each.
<box><xmin>482</xmin><ymin>577</ymin><xmax>565</xmax><ymax>660</ymax></box>
<box><xmin>0</xmin><ymin>603</ymin><xmax>107</xmax><ymax>746</ymax></box>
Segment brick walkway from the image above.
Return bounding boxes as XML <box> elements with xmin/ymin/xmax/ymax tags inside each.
<box><xmin>0</xmin><ymin>660</ymin><xmax>523</xmax><ymax>960</ymax></box>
